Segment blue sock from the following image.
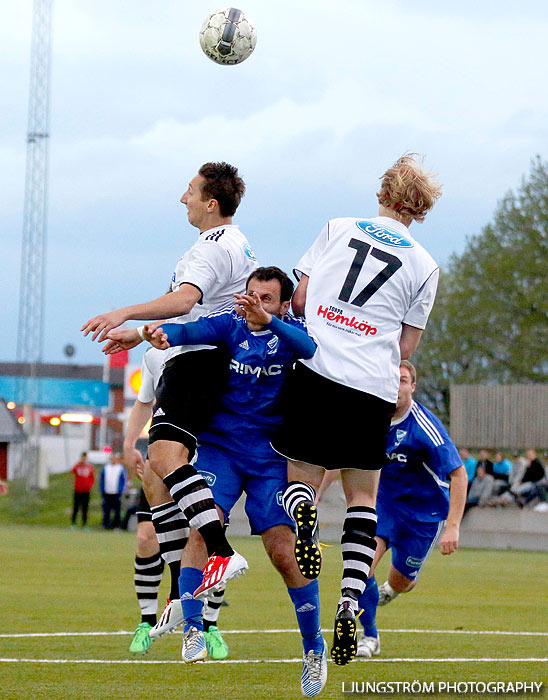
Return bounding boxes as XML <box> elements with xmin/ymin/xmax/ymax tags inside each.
<box><xmin>179</xmin><ymin>567</ymin><xmax>204</xmax><ymax>632</ymax></box>
<box><xmin>287</xmin><ymin>580</ymin><xmax>323</xmax><ymax>654</ymax></box>
<box><xmin>357</xmin><ymin>576</ymin><xmax>379</xmax><ymax>638</ymax></box>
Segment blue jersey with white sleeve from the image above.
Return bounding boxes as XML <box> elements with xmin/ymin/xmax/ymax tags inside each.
<box><xmin>377</xmin><ymin>400</ymin><xmax>463</xmax><ymax>523</ymax></box>
<box><xmin>160</xmin><ymin>310</ymin><xmax>315</xmax><ymax>459</ymax></box>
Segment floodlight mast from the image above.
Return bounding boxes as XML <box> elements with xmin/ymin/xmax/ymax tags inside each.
<box><xmin>17</xmin><ymin>0</ymin><xmax>53</xmax><ymax>366</ymax></box>
<box><xmin>16</xmin><ymin>0</ymin><xmax>53</xmax><ymax>487</ymax></box>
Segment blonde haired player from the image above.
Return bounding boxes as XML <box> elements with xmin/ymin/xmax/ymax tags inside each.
<box><xmin>272</xmin><ymin>153</ymin><xmax>442</xmax><ymax>666</ymax></box>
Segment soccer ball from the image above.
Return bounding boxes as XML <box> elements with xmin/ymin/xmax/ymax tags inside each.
<box><xmin>199</xmin><ymin>8</ymin><xmax>257</xmax><ymax>65</ymax></box>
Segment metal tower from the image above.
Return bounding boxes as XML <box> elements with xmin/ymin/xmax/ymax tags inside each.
<box><xmin>15</xmin><ymin>0</ymin><xmax>53</xmax><ymax>487</ymax></box>
<box><xmin>17</xmin><ymin>0</ymin><xmax>53</xmax><ymax>365</ymax></box>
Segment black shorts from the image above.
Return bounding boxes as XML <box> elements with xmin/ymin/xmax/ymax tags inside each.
<box><xmin>148</xmin><ymin>347</ymin><xmax>230</xmax><ymax>460</ymax></box>
<box><xmin>271</xmin><ymin>362</ymin><xmax>395</xmax><ymax>471</ymax></box>
<box><xmin>136</xmin><ymin>488</ymin><xmax>152</xmax><ymax>524</ymax></box>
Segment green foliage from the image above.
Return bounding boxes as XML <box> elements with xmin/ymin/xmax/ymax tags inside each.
<box><xmin>415</xmin><ymin>156</ymin><xmax>548</xmax><ymax>422</ymax></box>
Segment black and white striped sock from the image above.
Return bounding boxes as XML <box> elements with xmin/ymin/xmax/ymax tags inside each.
<box><xmin>340</xmin><ymin>506</ymin><xmax>377</xmax><ymax>600</ymax></box>
<box><xmin>282</xmin><ymin>481</ymin><xmax>316</xmax><ymax>521</ymax></box>
<box><xmin>134</xmin><ymin>552</ymin><xmax>164</xmax><ymax>625</ymax></box>
<box><xmin>163</xmin><ymin>464</ymin><xmax>232</xmax><ymax>557</ymax></box>
<box><xmin>203</xmin><ymin>584</ymin><xmax>226</xmax><ymax>631</ymax></box>
<box><xmin>151</xmin><ymin>501</ymin><xmax>190</xmax><ymax>600</ymax></box>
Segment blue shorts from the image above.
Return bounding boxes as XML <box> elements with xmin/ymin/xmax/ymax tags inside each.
<box><xmin>376</xmin><ymin>501</ymin><xmax>445</xmax><ymax>580</ymax></box>
<box><xmin>195</xmin><ymin>442</ymin><xmax>294</xmax><ymax>536</ymax></box>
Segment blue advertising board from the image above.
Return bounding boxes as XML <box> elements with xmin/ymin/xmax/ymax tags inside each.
<box><xmin>0</xmin><ymin>376</ymin><xmax>110</xmax><ymax>408</ymax></box>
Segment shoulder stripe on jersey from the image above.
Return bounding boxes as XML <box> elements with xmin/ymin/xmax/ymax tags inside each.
<box><xmin>205</xmin><ymin>304</ymin><xmax>236</xmax><ymax>320</ymax></box>
<box><xmin>205</xmin><ymin>229</ymin><xmax>225</xmax><ymax>241</ymax></box>
<box><xmin>421</xmin><ymin>461</ymin><xmax>449</xmax><ymax>488</ymax></box>
<box><xmin>411</xmin><ymin>404</ymin><xmax>444</xmax><ymax>446</ymax></box>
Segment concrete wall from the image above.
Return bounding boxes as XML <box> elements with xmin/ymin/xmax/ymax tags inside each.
<box><xmin>227</xmin><ymin>480</ymin><xmax>548</xmax><ymax>551</ymax></box>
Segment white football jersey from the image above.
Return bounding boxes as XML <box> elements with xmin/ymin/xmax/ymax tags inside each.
<box><xmin>137</xmin><ymin>347</ymin><xmax>165</xmax><ymax>403</ymax></box>
<box><xmin>165</xmin><ymin>224</ymin><xmax>257</xmax><ymax>361</ymax></box>
<box><xmin>296</xmin><ymin>216</ymin><xmax>438</xmax><ymax>403</ymax></box>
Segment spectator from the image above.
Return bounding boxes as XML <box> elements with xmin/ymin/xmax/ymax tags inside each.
<box><xmin>459</xmin><ymin>448</ymin><xmax>478</xmax><ymax>489</ymax></box>
<box><xmin>477</xmin><ymin>449</ymin><xmax>494</xmax><ymax>477</ymax></box>
<box><xmin>489</xmin><ymin>451</ymin><xmax>513</xmax><ymax>500</ymax></box>
<box><xmin>71</xmin><ymin>452</ymin><xmax>95</xmax><ymax>527</ymax></box>
<box><xmin>492</xmin><ymin>452</ymin><xmax>512</xmax><ymax>482</ymax></box>
<box><xmin>465</xmin><ymin>464</ymin><xmax>494</xmax><ymax>512</ymax></box>
<box><xmin>510</xmin><ymin>449</ymin><xmax>546</xmax><ymax>507</ymax></box>
<box><xmin>100</xmin><ymin>453</ymin><xmax>128</xmax><ymax>529</ymax></box>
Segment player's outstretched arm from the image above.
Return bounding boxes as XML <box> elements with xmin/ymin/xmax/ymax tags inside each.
<box><xmin>291</xmin><ymin>275</ymin><xmax>309</xmax><ymax>316</ymax></box>
<box><xmin>81</xmin><ymin>284</ymin><xmax>202</xmax><ymax>342</ymax></box>
<box><xmin>102</xmin><ymin>328</ymin><xmax>143</xmax><ymax>355</ymax></box>
<box><xmin>440</xmin><ymin>465</ymin><xmax>468</xmax><ymax>555</ymax></box>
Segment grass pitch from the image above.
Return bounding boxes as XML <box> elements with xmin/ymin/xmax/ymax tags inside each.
<box><xmin>1</xmin><ymin>525</ymin><xmax>547</xmax><ymax>700</ymax></box>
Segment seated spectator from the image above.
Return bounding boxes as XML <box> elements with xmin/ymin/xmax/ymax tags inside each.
<box><xmin>477</xmin><ymin>449</ymin><xmax>494</xmax><ymax>477</ymax></box>
<box><xmin>510</xmin><ymin>448</ymin><xmax>546</xmax><ymax>507</ymax></box>
<box><xmin>492</xmin><ymin>452</ymin><xmax>512</xmax><ymax>483</ymax></box>
<box><xmin>459</xmin><ymin>448</ymin><xmax>478</xmax><ymax>490</ymax></box>
<box><xmin>492</xmin><ymin>453</ymin><xmax>526</xmax><ymax>506</ymax></box>
<box><xmin>465</xmin><ymin>464</ymin><xmax>494</xmax><ymax>512</ymax></box>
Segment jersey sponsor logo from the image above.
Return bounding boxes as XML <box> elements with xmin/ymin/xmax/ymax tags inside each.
<box><xmin>152</xmin><ymin>407</ymin><xmax>165</xmax><ymax>417</ymax></box>
<box><xmin>197</xmin><ymin>470</ymin><xmax>216</xmax><ymax>486</ymax></box>
<box><xmin>276</xmin><ymin>490</ymin><xmax>284</xmax><ymax>506</ymax></box>
<box><xmin>239</xmin><ymin>340</ymin><xmax>250</xmax><ymax>350</ymax></box>
<box><xmin>266</xmin><ymin>335</ymin><xmax>279</xmax><ymax>355</ymax></box>
<box><xmin>356</xmin><ymin>220</ymin><xmax>414</xmax><ymax>248</ymax></box>
<box><xmin>387</xmin><ymin>451</ymin><xmax>407</xmax><ymax>463</ymax></box>
<box><xmin>406</xmin><ymin>556</ymin><xmax>424</xmax><ymax>568</ymax></box>
<box><xmin>243</xmin><ymin>242</ymin><xmax>257</xmax><ymax>260</ymax></box>
<box><xmin>317</xmin><ymin>304</ymin><xmax>377</xmax><ymax>335</ymax></box>
<box><xmin>230</xmin><ymin>359</ymin><xmax>282</xmax><ymax>377</ymax></box>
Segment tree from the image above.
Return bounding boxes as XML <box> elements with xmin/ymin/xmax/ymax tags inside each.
<box><xmin>414</xmin><ymin>156</ymin><xmax>548</xmax><ymax>424</ymax></box>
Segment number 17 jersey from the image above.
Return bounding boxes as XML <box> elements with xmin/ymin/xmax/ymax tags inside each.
<box><xmin>296</xmin><ymin>216</ymin><xmax>439</xmax><ymax>403</ymax></box>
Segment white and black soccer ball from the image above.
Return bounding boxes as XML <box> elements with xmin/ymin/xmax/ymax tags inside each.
<box><xmin>199</xmin><ymin>8</ymin><xmax>257</xmax><ymax>65</ymax></box>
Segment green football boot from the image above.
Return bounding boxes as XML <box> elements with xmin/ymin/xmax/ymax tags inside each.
<box><xmin>204</xmin><ymin>625</ymin><xmax>229</xmax><ymax>660</ymax></box>
<box><xmin>129</xmin><ymin>622</ymin><xmax>153</xmax><ymax>654</ymax></box>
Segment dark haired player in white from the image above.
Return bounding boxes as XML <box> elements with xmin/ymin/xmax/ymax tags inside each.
<box><xmin>355</xmin><ymin>360</ymin><xmax>467</xmax><ymax>657</ymax></box>
<box><xmin>272</xmin><ymin>154</ymin><xmax>443</xmax><ymax>665</ymax></box>
<box><xmin>82</xmin><ymin>162</ymin><xmax>257</xmax><ymax>593</ymax></box>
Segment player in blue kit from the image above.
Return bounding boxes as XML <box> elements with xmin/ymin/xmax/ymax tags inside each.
<box><xmin>143</xmin><ymin>267</ymin><xmax>328</xmax><ymax>697</ymax></box>
<box><xmin>354</xmin><ymin>360</ymin><xmax>467</xmax><ymax>657</ymax></box>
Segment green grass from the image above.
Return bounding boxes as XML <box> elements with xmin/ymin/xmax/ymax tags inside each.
<box><xmin>0</xmin><ymin>472</ymin><xmax>139</xmax><ymax>528</ymax></box>
<box><xmin>1</xmin><ymin>525</ymin><xmax>547</xmax><ymax>700</ymax></box>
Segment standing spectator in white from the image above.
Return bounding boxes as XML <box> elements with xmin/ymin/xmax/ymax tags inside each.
<box><xmin>100</xmin><ymin>453</ymin><xmax>128</xmax><ymax>529</ymax></box>
<box><xmin>272</xmin><ymin>153</ymin><xmax>442</xmax><ymax>666</ymax></box>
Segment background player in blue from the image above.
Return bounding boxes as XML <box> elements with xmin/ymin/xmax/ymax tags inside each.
<box><xmin>144</xmin><ymin>267</ymin><xmax>328</xmax><ymax>697</ymax></box>
<box><xmin>355</xmin><ymin>360</ymin><xmax>467</xmax><ymax>658</ymax></box>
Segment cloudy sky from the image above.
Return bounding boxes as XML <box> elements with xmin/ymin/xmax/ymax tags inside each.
<box><xmin>2</xmin><ymin>0</ymin><xmax>547</xmax><ymax>366</ymax></box>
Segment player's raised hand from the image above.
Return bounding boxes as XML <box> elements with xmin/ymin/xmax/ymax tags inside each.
<box><xmin>234</xmin><ymin>292</ymin><xmax>271</xmax><ymax>327</ymax></box>
<box><xmin>81</xmin><ymin>310</ymin><xmax>127</xmax><ymax>342</ymax></box>
<box><xmin>143</xmin><ymin>325</ymin><xmax>170</xmax><ymax>350</ymax></box>
<box><xmin>102</xmin><ymin>328</ymin><xmax>143</xmax><ymax>355</ymax></box>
